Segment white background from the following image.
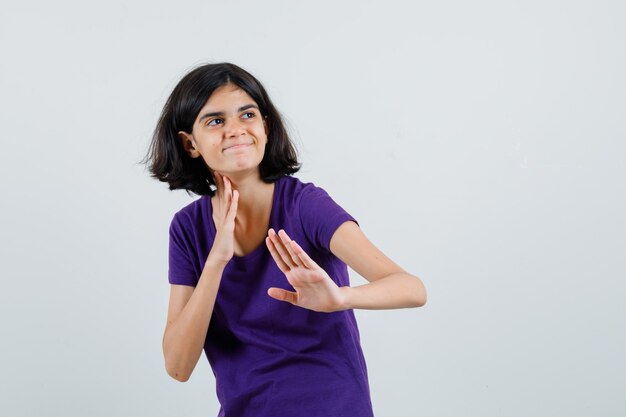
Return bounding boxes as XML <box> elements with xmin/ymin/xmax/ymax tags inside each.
<box><xmin>1</xmin><ymin>1</ymin><xmax>624</xmax><ymax>416</ymax></box>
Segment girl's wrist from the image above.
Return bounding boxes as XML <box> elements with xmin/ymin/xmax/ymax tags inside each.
<box><xmin>205</xmin><ymin>253</ymin><xmax>229</xmax><ymax>271</ymax></box>
<box><xmin>337</xmin><ymin>286</ymin><xmax>353</xmax><ymax>311</ymax></box>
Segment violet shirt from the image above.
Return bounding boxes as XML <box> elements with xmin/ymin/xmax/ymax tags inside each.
<box><xmin>168</xmin><ymin>175</ymin><xmax>374</xmax><ymax>417</ymax></box>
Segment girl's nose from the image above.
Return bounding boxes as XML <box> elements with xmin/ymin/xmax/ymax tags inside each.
<box><xmin>223</xmin><ymin>117</ymin><xmax>246</xmax><ymax>137</ymax></box>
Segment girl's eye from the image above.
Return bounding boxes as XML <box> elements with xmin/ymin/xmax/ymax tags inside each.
<box><xmin>207</xmin><ymin>118</ymin><xmax>223</xmax><ymax>126</ymax></box>
<box><xmin>242</xmin><ymin>112</ymin><xmax>255</xmax><ymax>119</ymax></box>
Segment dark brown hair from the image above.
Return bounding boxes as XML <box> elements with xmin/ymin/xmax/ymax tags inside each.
<box><xmin>140</xmin><ymin>62</ymin><xmax>300</xmax><ymax>196</ymax></box>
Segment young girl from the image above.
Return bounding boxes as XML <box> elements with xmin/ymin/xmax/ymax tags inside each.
<box><xmin>144</xmin><ymin>62</ymin><xmax>427</xmax><ymax>417</ymax></box>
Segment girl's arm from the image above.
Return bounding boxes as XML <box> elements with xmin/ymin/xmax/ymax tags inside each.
<box><xmin>164</xmin><ymin>173</ymin><xmax>239</xmax><ymax>381</ymax></box>
<box><xmin>329</xmin><ymin>220</ymin><xmax>427</xmax><ymax>310</ymax></box>
<box><xmin>265</xmin><ymin>222</ymin><xmax>426</xmax><ymax>312</ymax></box>
<box><xmin>163</xmin><ymin>257</ymin><xmax>226</xmax><ymax>382</ymax></box>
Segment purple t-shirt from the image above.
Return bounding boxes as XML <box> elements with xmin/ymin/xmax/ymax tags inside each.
<box><xmin>168</xmin><ymin>175</ymin><xmax>374</xmax><ymax>417</ymax></box>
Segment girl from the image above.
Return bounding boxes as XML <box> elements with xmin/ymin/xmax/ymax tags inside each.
<box><xmin>143</xmin><ymin>62</ymin><xmax>427</xmax><ymax>417</ymax></box>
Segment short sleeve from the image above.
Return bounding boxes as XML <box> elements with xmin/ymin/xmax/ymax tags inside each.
<box><xmin>298</xmin><ymin>185</ymin><xmax>359</xmax><ymax>253</ymax></box>
<box><xmin>168</xmin><ymin>212</ymin><xmax>199</xmax><ymax>287</ymax></box>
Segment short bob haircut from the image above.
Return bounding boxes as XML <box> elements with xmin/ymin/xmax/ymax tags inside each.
<box><xmin>141</xmin><ymin>62</ymin><xmax>301</xmax><ymax>197</ymax></box>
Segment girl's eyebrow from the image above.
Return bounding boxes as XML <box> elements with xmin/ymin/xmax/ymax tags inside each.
<box><xmin>198</xmin><ymin>104</ymin><xmax>259</xmax><ymax>123</ymax></box>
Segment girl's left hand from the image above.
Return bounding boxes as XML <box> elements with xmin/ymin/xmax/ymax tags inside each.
<box><xmin>265</xmin><ymin>229</ymin><xmax>348</xmax><ymax>313</ymax></box>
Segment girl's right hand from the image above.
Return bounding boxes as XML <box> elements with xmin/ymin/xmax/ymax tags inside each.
<box><xmin>207</xmin><ymin>171</ymin><xmax>239</xmax><ymax>267</ymax></box>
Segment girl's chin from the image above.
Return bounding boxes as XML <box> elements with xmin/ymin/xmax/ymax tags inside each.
<box><xmin>210</xmin><ymin>164</ymin><xmax>262</xmax><ymax>178</ymax></box>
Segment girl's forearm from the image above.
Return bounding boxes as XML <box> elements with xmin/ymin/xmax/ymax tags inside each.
<box><xmin>163</xmin><ymin>258</ymin><xmax>225</xmax><ymax>382</ymax></box>
<box><xmin>339</xmin><ymin>272</ymin><xmax>427</xmax><ymax>311</ymax></box>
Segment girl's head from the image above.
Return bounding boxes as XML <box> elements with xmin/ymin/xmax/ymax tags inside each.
<box><xmin>142</xmin><ymin>62</ymin><xmax>300</xmax><ymax>196</ymax></box>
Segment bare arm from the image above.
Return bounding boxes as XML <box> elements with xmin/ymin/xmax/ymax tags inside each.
<box><xmin>339</xmin><ymin>272</ymin><xmax>426</xmax><ymax>310</ymax></box>
<box><xmin>162</xmin><ymin>258</ymin><xmax>226</xmax><ymax>382</ymax></box>
<box><xmin>330</xmin><ymin>221</ymin><xmax>427</xmax><ymax>309</ymax></box>
<box><xmin>163</xmin><ymin>172</ymin><xmax>239</xmax><ymax>382</ymax></box>
<box><xmin>265</xmin><ymin>223</ymin><xmax>426</xmax><ymax>312</ymax></box>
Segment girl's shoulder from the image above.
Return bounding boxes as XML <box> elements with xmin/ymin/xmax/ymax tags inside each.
<box><xmin>279</xmin><ymin>174</ymin><xmax>328</xmax><ymax>198</ymax></box>
<box><xmin>170</xmin><ymin>193</ymin><xmax>211</xmax><ymax>232</ymax></box>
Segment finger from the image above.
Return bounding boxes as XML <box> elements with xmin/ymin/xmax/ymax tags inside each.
<box><xmin>221</xmin><ymin>176</ymin><xmax>232</xmax><ymax>212</ymax></box>
<box><xmin>277</xmin><ymin>229</ymin><xmax>301</xmax><ymax>267</ymax></box>
<box><xmin>266</xmin><ymin>236</ymin><xmax>290</xmax><ymax>273</ymax></box>
<box><xmin>289</xmin><ymin>239</ymin><xmax>319</xmax><ymax>270</ymax></box>
<box><xmin>268</xmin><ymin>229</ymin><xmax>291</xmax><ymax>265</ymax></box>
<box><xmin>267</xmin><ymin>287</ymin><xmax>298</xmax><ymax>305</ymax></box>
<box><xmin>213</xmin><ymin>171</ymin><xmax>222</xmax><ymax>189</ymax></box>
<box><xmin>268</xmin><ymin>229</ymin><xmax>297</xmax><ymax>269</ymax></box>
<box><xmin>223</xmin><ymin>175</ymin><xmax>232</xmax><ymax>202</ymax></box>
<box><xmin>227</xmin><ymin>190</ymin><xmax>239</xmax><ymax>222</ymax></box>
<box><xmin>214</xmin><ymin>171</ymin><xmax>224</xmax><ymax>200</ymax></box>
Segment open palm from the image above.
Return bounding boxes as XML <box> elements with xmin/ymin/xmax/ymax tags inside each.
<box><xmin>265</xmin><ymin>228</ymin><xmax>347</xmax><ymax>313</ymax></box>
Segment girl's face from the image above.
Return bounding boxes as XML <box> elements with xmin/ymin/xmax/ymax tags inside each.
<box><xmin>179</xmin><ymin>83</ymin><xmax>269</xmax><ymax>179</ymax></box>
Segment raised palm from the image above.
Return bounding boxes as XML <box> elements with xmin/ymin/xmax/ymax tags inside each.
<box><xmin>265</xmin><ymin>229</ymin><xmax>347</xmax><ymax>313</ymax></box>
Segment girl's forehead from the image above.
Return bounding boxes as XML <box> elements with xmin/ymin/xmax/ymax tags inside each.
<box><xmin>207</xmin><ymin>84</ymin><xmax>252</xmax><ymax>104</ymax></box>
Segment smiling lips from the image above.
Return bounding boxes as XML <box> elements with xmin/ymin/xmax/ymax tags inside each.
<box><xmin>223</xmin><ymin>143</ymin><xmax>252</xmax><ymax>152</ymax></box>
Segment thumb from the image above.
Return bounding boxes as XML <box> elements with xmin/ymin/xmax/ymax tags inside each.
<box><xmin>267</xmin><ymin>287</ymin><xmax>298</xmax><ymax>305</ymax></box>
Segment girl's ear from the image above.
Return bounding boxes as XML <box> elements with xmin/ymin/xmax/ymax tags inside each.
<box><xmin>178</xmin><ymin>131</ymin><xmax>201</xmax><ymax>158</ymax></box>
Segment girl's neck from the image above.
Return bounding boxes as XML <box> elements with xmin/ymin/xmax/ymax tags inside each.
<box><xmin>218</xmin><ymin>170</ymin><xmax>275</xmax><ymax>222</ymax></box>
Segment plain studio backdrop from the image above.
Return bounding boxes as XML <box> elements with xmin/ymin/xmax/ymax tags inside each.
<box><xmin>1</xmin><ymin>1</ymin><xmax>624</xmax><ymax>416</ymax></box>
